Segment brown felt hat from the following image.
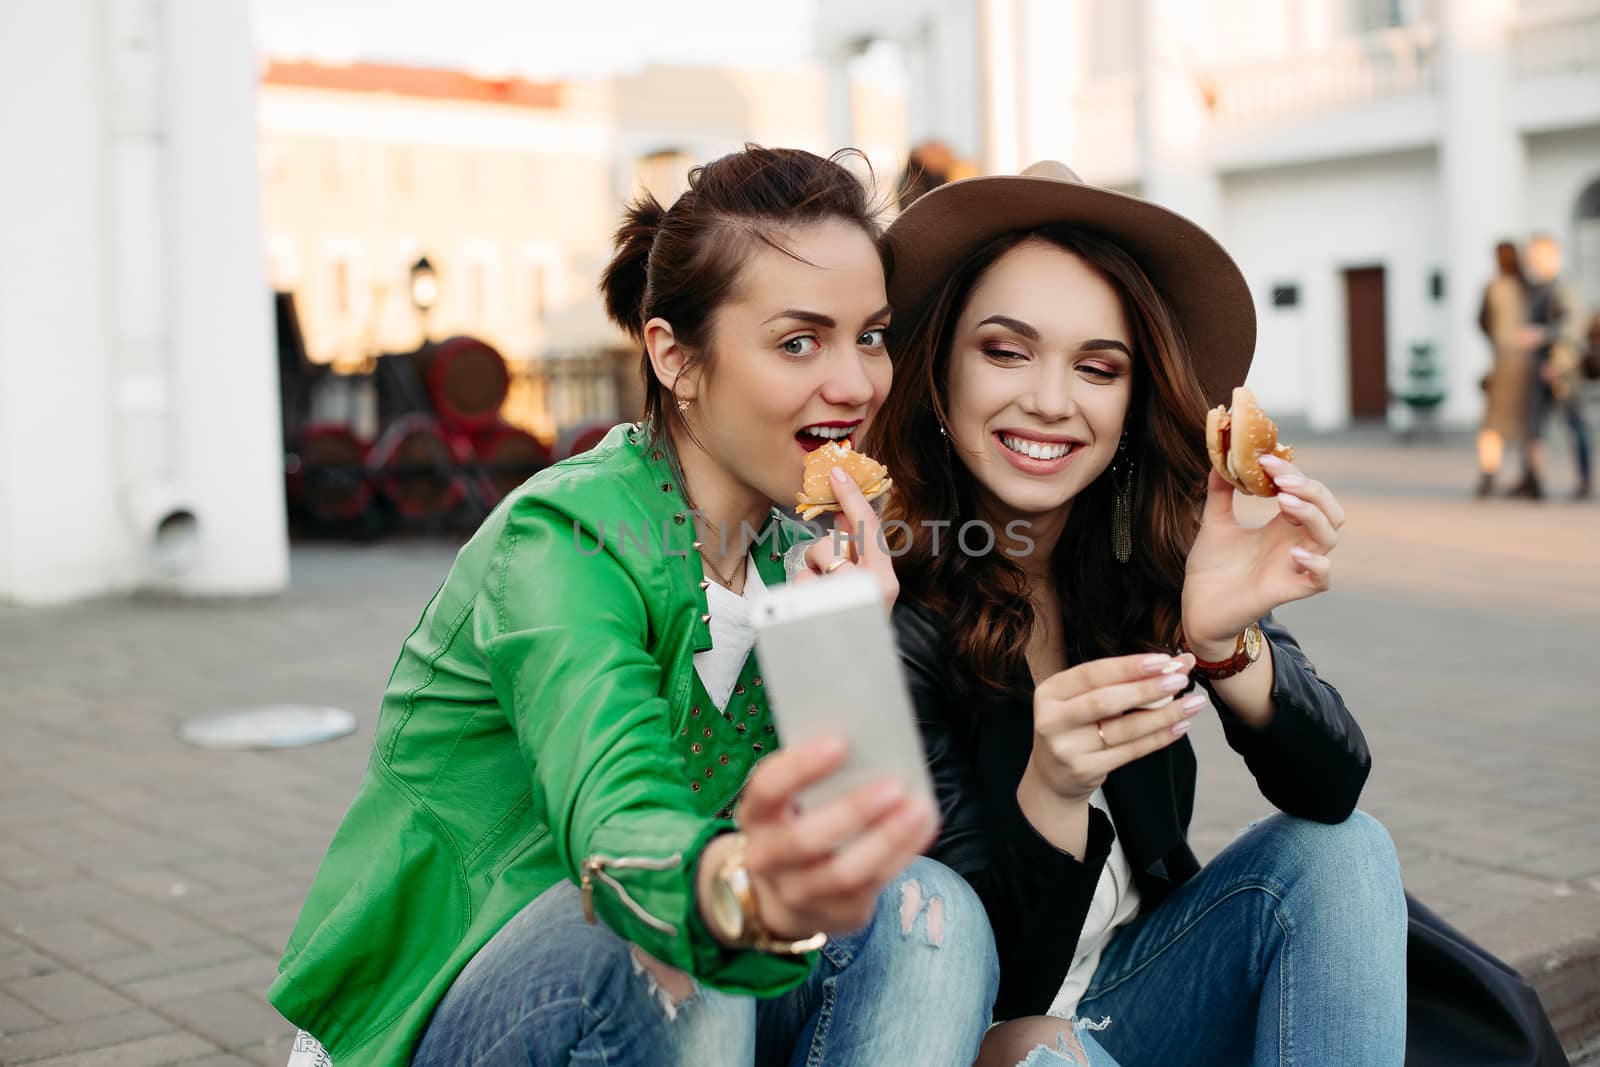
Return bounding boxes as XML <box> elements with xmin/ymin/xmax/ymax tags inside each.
<box><xmin>884</xmin><ymin>160</ymin><xmax>1257</xmax><ymax>406</ymax></box>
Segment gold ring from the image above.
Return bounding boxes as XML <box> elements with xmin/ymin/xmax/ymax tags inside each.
<box><xmin>823</xmin><ymin>558</ymin><xmax>849</xmax><ymax>575</ymax></box>
<box><xmin>1096</xmin><ymin>721</ymin><xmax>1110</xmax><ymax>749</ymax></box>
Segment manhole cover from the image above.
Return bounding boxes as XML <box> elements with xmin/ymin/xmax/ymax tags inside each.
<box><xmin>178</xmin><ymin>705</ymin><xmax>357</xmax><ymax>750</ymax></box>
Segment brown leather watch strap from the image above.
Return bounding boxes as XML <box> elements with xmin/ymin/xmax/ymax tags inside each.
<box><xmin>1178</xmin><ymin>625</ymin><xmax>1257</xmax><ymax>681</ymax></box>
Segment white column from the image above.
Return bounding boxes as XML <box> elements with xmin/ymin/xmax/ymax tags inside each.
<box><xmin>162</xmin><ymin>0</ymin><xmax>288</xmax><ymax>596</ymax></box>
<box><xmin>981</xmin><ymin>0</ymin><xmax>1022</xmax><ymax>173</ymax></box>
<box><xmin>1137</xmin><ymin>0</ymin><xmax>1223</xmax><ymax>231</ymax></box>
<box><xmin>0</xmin><ymin>0</ymin><xmax>123</xmax><ymax>603</ymax></box>
<box><xmin>0</xmin><ymin>0</ymin><xmax>286</xmax><ymax>605</ymax></box>
<box><xmin>1438</xmin><ymin>0</ymin><xmax>1524</xmax><ymax>427</ymax></box>
<box><xmin>901</xmin><ymin>22</ymin><xmax>937</xmax><ymax>148</ymax></box>
<box><xmin>825</xmin><ymin>46</ymin><xmax>856</xmax><ymax>153</ymax></box>
<box><xmin>1016</xmin><ymin>0</ymin><xmax>1084</xmax><ymax>165</ymax></box>
<box><xmin>930</xmin><ymin>1</ymin><xmax>985</xmax><ymax>163</ymax></box>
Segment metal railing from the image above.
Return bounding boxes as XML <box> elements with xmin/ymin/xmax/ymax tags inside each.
<box><xmin>502</xmin><ymin>350</ymin><xmax>631</xmax><ymax>445</ymax></box>
<box><xmin>1511</xmin><ymin>5</ymin><xmax>1600</xmax><ymax>79</ymax></box>
<box><xmin>1210</xmin><ymin>24</ymin><xmax>1438</xmax><ymax>129</ymax></box>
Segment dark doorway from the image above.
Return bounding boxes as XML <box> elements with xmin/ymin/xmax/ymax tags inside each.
<box><xmin>1343</xmin><ymin>265</ymin><xmax>1389</xmax><ymax>418</ymax></box>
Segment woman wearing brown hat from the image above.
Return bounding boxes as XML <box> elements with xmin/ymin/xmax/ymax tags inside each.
<box><xmin>863</xmin><ymin>162</ymin><xmax>1406</xmax><ymax>1066</ymax></box>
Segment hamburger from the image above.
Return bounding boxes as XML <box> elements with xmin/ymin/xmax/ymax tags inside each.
<box><xmin>795</xmin><ymin>441</ymin><xmax>891</xmax><ymax>520</ymax></box>
<box><xmin>1206</xmin><ymin>387</ymin><xmax>1295</xmax><ymax>497</ymax></box>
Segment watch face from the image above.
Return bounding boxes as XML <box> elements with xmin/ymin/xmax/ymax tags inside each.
<box><xmin>710</xmin><ymin>879</ymin><xmax>744</xmax><ymax>940</ymax></box>
<box><xmin>1244</xmin><ymin>624</ymin><xmax>1264</xmax><ymax>660</ymax></box>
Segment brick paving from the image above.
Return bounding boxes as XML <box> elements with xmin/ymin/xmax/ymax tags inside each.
<box><xmin>1</xmin><ymin>429</ymin><xmax>1597</xmax><ymax>1064</ymax></box>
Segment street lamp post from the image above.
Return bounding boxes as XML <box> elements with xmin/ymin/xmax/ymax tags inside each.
<box><xmin>410</xmin><ymin>254</ymin><xmax>438</xmax><ymax>346</ymax></box>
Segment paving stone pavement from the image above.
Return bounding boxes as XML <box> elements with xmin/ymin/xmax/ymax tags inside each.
<box><xmin>1</xmin><ymin>430</ymin><xmax>1597</xmax><ymax>1065</ymax></box>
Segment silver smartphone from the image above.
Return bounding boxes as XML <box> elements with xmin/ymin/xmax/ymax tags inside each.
<box><xmin>753</xmin><ymin>572</ymin><xmax>937</xmax><ymax>815</ymax></box>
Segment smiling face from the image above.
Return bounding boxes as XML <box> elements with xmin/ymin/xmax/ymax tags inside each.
<box><xmin>674</xmin><ymin>218</ymin><xmax>893</xmax><ymax>509</ymax></box>
<box><xmin>943</xmin><ymin>238</ymin><xmax>1134</xmax><ymax>525</ymax></box>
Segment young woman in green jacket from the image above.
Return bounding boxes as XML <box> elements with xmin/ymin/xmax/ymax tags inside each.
<box><xmin>270</xmin><ymin>146</ymin><xmax>999</xmax><ymax>1065</ymax></box>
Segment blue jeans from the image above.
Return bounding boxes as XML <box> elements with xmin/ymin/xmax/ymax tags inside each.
<box><xmin>1014</xmin><ymin>811</ymin><xmax>1407</xmax><ymax>1067</ymax></box>
<box><xmin>412</xmin><ymin>856</ymin><xmax>998</xmax><ymax>1066</ymax></box>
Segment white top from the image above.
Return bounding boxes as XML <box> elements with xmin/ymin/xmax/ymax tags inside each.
<box><xmin>1047</xmin><ymin>788</ymin><xmax>1142</xmax><ymax>1019</ymax></box>
<box><xmin>693</xmin><ymin>558</ymin><xmax>765</xmax><ymax>710</ymax></box>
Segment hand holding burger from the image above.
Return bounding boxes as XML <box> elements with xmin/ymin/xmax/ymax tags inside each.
<box><xmin>1181</xmin><ymin>388</ymin><xmax>1346</xmax><ymax>662</ymax></box>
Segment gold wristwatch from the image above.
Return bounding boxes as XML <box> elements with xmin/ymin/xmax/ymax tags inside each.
<box><xmin>705</xmin><ymin>833</ymin><xmax>827</xmax><ymax>955</ymax></box>
<box><xmin>1181</xmin><ymin>622</ymin><xmax>1265</xmax><ymax>681</ymax></box>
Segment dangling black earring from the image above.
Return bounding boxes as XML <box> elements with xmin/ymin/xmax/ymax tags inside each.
<box><xmin>1111</xmin><ymin>433</ymin><xmax>1133</xmax><ymax>563</ymax></box>
<box><xmin>937</xmin><ymin>419</ymin><xmax>959</xmax><ymax>517</ymax></box>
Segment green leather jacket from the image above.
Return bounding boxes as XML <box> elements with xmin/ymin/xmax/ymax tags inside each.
<box><xmin>269</xmin><ymin>423</ymin><xmax>815</xmax><ymax>1064</ymax></box>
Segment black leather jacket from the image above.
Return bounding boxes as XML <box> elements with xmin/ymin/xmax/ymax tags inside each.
<box><xmin>893</xmin><ymin>603</ymin><xmax>1372</xmax><ymax>1020</ymax></box>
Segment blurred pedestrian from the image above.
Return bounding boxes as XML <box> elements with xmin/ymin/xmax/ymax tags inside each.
<box><xmin>896</xmin><ymin>139</ymin><xmax>956</xmax><ymax>211</ymax></box>
<box><xmin>1516</xmin><ymin>233</ymin><xmax>1590</xmax><ymax>500</ymax></box>
<box><xmin>1474</xmin><ymin>241</ymin><xmax>1530</xmax><ymax>498</ymax></box>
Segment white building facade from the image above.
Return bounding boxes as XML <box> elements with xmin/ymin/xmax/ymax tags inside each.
<box><xmin>0</xmin><ymin>0</ymin><xmax>287</xmax><ymax>605</ymax></box>
<box><xmin>818</xmin><ymin>0</ymin><xmax>1600</xmax><ymax>429</ymax></box>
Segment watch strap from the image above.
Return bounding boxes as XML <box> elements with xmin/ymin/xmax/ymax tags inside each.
<box><xmin>1180</xmin><ymin>623</ymin><xmax>1261</xmax><ymax>681</ymax></box>
<box><xmin>714</xmin><ymin>834</ymin><xmax>827</xmax><ymax>956</ymax></box>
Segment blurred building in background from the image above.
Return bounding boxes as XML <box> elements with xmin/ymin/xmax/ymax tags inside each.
<box><xmin>0</xmin><ymin>0</ymin><xmax>287</xmax><ymax>605</ymax></box>
<box><xmin>256</xmin><ymin>57</ymin><xmax>906</xmax><ymax>441</ymax></box>
<box><xmin>820</xmin><ymin>0</ymin><xmax>1600</xmax><ymax>430</ymax></box>
<box><xmin>7</xmin><ymin>0</ymin><xmax>1593</xmax><ymax>604</ymax></box>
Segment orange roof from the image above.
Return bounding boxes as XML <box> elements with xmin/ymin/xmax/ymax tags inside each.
<box><xmin>262</xmin><ymin>60</ymin><xmax>561</xmax><ymax>109</ymax></box>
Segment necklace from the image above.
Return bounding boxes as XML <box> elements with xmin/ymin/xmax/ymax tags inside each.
<box><xmin>698</xmin><ymin>546</ymin><xmax>747</xmax><ymax>590</ymax></box>
<box><xmin>672</xmin><ymin>464</ymin><xmax>749</xmax><ymax>593</ymax></box>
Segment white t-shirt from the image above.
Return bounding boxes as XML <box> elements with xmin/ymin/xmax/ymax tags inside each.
<box><xmin>693</xmin><ymin>559</ymin><xmax>765</xmax><ymax>710</ymax></box>
<box><xmin>1047</xmin><ymin>788</ymin><xmax>1142</xmax><ymax>1019</ymax></box>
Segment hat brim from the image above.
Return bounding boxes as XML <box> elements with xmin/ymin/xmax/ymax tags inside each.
<box><xmin>884</xmin><ymin>174</ymin><xmax>1256</xmax><ymax>408</ymax></box>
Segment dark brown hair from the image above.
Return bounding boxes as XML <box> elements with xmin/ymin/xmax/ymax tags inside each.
<box><xmin>599</xmin><ymin>145</ymin><xmax>885</xmax><ymax>438</ymax></box>
<box><xmin>1494</xmin><ymin>240</ymin><xmax>1526</xmax><ymax>285</ymax></box>
<box><xmin>864</xmin><ymin>227</ymin><xmax>1212</xmax><ymax>703</ymax></box>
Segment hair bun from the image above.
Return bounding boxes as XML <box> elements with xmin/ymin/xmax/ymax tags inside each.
<box><xmin>599</xmin><ymin>192</ymin><xmax>667</xmax><ymax>341</ymax></box>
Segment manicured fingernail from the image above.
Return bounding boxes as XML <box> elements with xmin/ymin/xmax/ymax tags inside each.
<box><xmin>1279</xmin><ymin>493</ymin><xmax>1304</xmax><ymax>509</ymax></box>
<box><xmin>1274</xmin><ymin>473</ymin><xmax>1306</xmax><ymax>488</ymax></box>
<box><xmin>1181</xmin><ymin>694</ymin><xmax>1207</xmax><ymax>714</ymax></box>
<box><xmin>1170</xmin><ymin>720</ymin><xmax>1192</xmax><ymax>737</ymax></box>
<box><xmin>1141</xmin><ymin>655</ymin><xmax>1175</xmax><ymax>675</ymax></box>
<box><xmin>1259</xmin><ymin>454</ymin><xmax>1288</xmax><ymax>469</ymax></box>
<box><xmin>1160</xmin><ymin>672</ymin><xmax>1189</xmax><ymax>692</ymax></box>
<box><xmin>831</xmin><ymin>466</ymin><xmax>848</xmax><ymax>483</ymax></box>
<box><xmin>1290</xmin><ymin>547</ymin><xmax>1315</xmax><ymax>562</ymax></box>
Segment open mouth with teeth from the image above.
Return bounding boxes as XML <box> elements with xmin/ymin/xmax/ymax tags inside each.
<box><xmin>997</xmin><ymin>432</ymin><xmax>1078</xmax><ymax>462</ymax></box>
<box><xmin>795</xmin><ymin>423</ymin><xmax>858</xmax><ymax>453</ymax></box>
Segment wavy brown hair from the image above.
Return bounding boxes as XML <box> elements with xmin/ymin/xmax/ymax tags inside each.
<box><xmin>864</xmin><ymin>226</ymin><xmax>1213</xmax><ymax>703</ymax></box>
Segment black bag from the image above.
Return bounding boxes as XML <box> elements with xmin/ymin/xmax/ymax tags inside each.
<box><xmin>1406</xmin><ymin>893</ymin><xmax>1570</xmax><ymax>1067</ymax></box>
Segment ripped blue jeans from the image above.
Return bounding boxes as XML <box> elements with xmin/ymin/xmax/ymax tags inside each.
<box><xmin>412</xmin><ymin>856</ymin><xmax>998</xmax><ymax>1066</ymax></box>
<box><xmin>1011</xmin><ymin>811</ymin><xmax>1408</xmax><ymax>1067</ymax></box>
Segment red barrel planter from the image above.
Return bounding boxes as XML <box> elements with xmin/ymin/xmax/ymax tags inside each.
<box><xmin>560</xmin><ymin>419</ymin><xmax>619</xmax><ymax>460</ymax></box>
<box><xmin>286</xmin><ymin>423</ymin><xmax>374</xmax><ymax>523</ymax></box>
<box><xmin>468</xmin><ymin>422</ymin><xmax>551</xmax><ymax>503</ymax></box>
<box><xmin>368</xmin><ymin>414</ymin><xmax>468</xmax><ymax>521</ymax></box>
<box><xmin>422</xmin><ymin>336</ymin><xmax>510</xmax><ymax>431</ymax></box>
